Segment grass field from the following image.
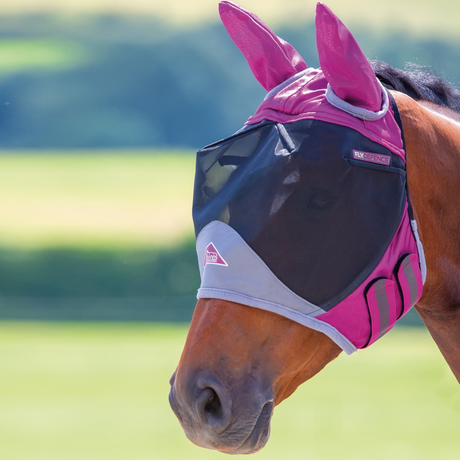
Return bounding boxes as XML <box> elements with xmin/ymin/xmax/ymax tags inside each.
<box><xmin>1</xmin><ymin>0</ymin><xmax>460</xmax><ymax>39</ymax></box>
<box><xmin>0</xmin><ymin>322</ymin><xmax>459</xmax><ymax>460</ymax></box>
<box><xmin>0</xmin><ymin>151</ymin><xmax>195</xmax><ymax>249</ymax></box>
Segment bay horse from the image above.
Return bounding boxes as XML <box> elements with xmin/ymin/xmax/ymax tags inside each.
<box><xmin>169</xmin><ymin>1</ymin><xmax>460</xmax><ymax>454</ymax></box>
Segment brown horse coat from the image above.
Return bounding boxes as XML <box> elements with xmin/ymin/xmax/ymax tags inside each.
<box><xmin>396</xmin><ymin>92</ymin><xmax>460</xmax><ymax>382</ymax></box>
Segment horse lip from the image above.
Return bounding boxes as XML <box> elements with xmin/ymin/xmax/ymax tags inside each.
<box><xmin>168</xmin><ymin>385</ymin><xmax>183</xmax><ymax>424</ymax></box>
<box><xmin>227</xmin><ymin>400</ymin><xmax>274</xmax><ymax>455</ymax></box>
<box><xmin>169</xmin><ymin>370</ymin><xmax>176</xmax><ymax>386</ymax></box>
<box><xmin>169</xmin><ymin>370</ymin><xmax>274</xmax><ymax>454</ymax></box>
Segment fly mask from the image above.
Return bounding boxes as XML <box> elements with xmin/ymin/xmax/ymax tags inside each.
<box><xmin>192</xmin><ymin>2</ymin><xmax>426</xmax><ymax>354</ymax></box>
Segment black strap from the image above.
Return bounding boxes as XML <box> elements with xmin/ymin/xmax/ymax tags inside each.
<box><xmin>387</xmin><ymin>90</ymin><xmax>406</xmax><ymax>153</ymax></box>
<box><xmin>387</xmin><ymin>90</ymin><xmax>414</xmax><ymax>220</ymax></box>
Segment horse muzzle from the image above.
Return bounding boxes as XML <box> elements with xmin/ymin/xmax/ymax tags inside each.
<box><xmin>169</xmin><ymin>369</ymin><xmax>274</xmax><ymax>454</ymax></box>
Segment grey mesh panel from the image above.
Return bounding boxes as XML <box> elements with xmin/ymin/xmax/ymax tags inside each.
<box><xmin>196</xmin><ymin>221</ymin><xmax>357</xmax><ymax>355</ymax></box>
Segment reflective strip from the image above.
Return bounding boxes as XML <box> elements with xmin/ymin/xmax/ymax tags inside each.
<box><xmin>397</xmin><ymin>254</ymin><xmax>423</xmax><ymax>318</ymax></box>
<box><xmin>365</xmin><ymin>279</ymin><xmax>397</xmax><ymax>347</ymax></box>
<box><xmin>374</xmin><ymin>280</ymin><xmax>390</xmax><ymax>338</ymax></box>
<box><xmin>403</xmin><ymin>258</ymin><xmax>419</xmax><ymax>306</ymax></box>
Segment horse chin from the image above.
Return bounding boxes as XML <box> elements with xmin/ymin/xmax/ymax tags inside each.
<box><xmin>181</xmin><ymin>401</ymin><xmax>273</xmax><ymax>455</ymax></box>
<box><xmin>225</xmin><ymin>401</ymin><xmax>273</xmax><ymax>455</ymax></box>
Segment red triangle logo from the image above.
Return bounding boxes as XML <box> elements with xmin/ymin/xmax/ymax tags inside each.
<box><xmin>204</xmin><ymin>243</ymin><xmax>228</xmax><ymax>267</ymax></box>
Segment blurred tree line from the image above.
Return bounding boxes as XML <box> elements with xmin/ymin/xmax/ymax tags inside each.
<box><xmin>0</xmin><ymin>241</ymin><xmax>201</xmax><ymax>321</ymax></box>
<box><xmin>0</xmin><ymin>15</ymin><xmax>460</xmax><ymax>150</ymax></box>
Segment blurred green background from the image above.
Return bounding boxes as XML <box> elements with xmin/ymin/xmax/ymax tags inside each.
<box><xmin>0</xmin><ymin>0</ymin><xmax>459</xmax><ymax>459</ymax></box>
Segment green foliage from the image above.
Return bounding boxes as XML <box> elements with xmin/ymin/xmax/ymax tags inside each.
<box><xmin>0</xmin><ymin>323</ymin><xmax>458</xmax><ymax>459</ymax></box>
<box><xmin>0</xmin><ymin>243</ymin><xmax>199</xmax><ymax>297</ymax></box>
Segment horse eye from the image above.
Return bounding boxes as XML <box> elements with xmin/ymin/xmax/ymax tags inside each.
<box><xmin>307</xmin><ymin>193</ymin><xmax>334</xmax><ymax>211</ymax></box>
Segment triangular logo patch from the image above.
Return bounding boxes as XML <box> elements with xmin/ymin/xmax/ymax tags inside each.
<box><xmin>204</xmin><ymin>243</ymin><xmax>228</xmax><ymax>267</ymax></box>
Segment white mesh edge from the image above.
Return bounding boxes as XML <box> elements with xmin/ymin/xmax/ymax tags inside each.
<box><xmin>410</xmin><ymin>220</ymin><xmax>427</xmax><ymax>284</ymax></box>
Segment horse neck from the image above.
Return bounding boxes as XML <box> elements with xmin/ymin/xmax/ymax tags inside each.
<box><xmin>393</xmin><ymin>91</ymin><xmax>460</xmax><ymax>309</ymax></box>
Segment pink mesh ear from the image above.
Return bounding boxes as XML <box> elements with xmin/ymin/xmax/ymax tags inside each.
<box><xmin>219</xmin><ymin>1</ymin><xmax>307</xmax><ymax>91</ymax></box>
<box><xmin>315</xmin><ymin>2</ymin><xmax>381</xmax><ymax>111</ymax></box>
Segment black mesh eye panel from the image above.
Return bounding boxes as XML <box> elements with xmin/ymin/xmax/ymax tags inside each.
<box><xmin>193</xmin><ymin>119</ymin><xmax>406</xmax><ymax>309</ymax></box>
<box><xmin>193</xmin><ymin>123</ymin><xmax>282</xmax><ymax>236</ymax></box>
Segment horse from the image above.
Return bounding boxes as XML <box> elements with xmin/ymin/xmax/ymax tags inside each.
<box><xmin>169</xmin><ymin>1</ymin><xmax>460</xmax><ymax>455</ymax></box>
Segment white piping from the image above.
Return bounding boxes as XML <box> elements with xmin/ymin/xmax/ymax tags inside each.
<box><xmin>410</xmin><ymin>220</ymin><xmax>427</xmax><ymax>284</ymax></box>
<box><xmin>326</xmin><ymin>80</ymin><xmax>389</xmax><ymax>121</ymax></box>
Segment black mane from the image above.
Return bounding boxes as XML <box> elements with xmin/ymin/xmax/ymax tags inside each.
<box><xmin>371</xmin><ymin>61</ymin><xmax>460</xmax><ymax>113</ymax></box>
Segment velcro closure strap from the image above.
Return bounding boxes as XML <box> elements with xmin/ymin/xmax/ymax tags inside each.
<box><xmin>396</xmin><ymin>254</ymin><xmax>423</xmax><ymax>319</ymax></box>
<box><xmin>364</xmin><ymin>279</ymin><xmax>397</xmax><ymax>347</ymax></box>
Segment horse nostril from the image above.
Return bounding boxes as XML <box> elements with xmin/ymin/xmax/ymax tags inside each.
<box><xmin>203</xmin><ymin>388</ymin><xmax>223</xmax><ymax>419</ymax></box>
<box><xmin>196</xmin><ymin>385</ymin><xmax>230</xmax><ymax>428</ymax></box>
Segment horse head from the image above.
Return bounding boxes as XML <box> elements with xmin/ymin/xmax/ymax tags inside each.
<box><xmin>169</xmin><ymin>2</ymin><xmax>425</xmax><ymax>454</ymax></box>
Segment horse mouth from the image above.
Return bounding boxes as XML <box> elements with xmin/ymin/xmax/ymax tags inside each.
<box><xmin>226</xmin><ymin>401</ymin><xmax>274</xmax><ymax>455</ymax></box>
